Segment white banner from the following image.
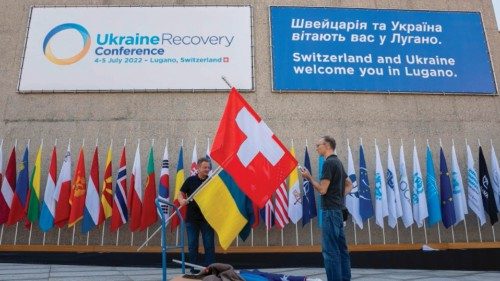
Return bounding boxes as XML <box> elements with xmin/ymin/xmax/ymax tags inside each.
<box><xmin>18</xmin><ymin>6</ymin><xmax>253</xmax><ymax>92</ymax></box>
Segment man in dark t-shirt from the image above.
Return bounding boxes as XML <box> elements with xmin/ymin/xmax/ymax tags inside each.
<box><xmin>300</xmin><ymin>136</ymin><xmax>352</xmax><ymax>281</ymax></box>
<box><xmin>178</xmin><ymin>157</ymin><xmax>214</xmax><ymax>273</ymax></box>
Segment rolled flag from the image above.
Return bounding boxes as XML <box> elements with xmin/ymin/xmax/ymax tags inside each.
<box><xmin>190</xmin><ymin>142</ymin><xmax>197</xmax><ymax>176</ymax></box>
<box><xmin>27</xmin><ymin>142</ymin><xmax>43</xmax><ymax>225</ymax></box>
<box><xmin>82</xmin><ymin>146</ymin><xmax>101</xmax><ymax>233</ymax></box>
<box><xmin>274</xmin><ymin>180</ymin><xmax>289</xmax><ymax>229</ymax></box>
<box><xmin>439</xmin><ymin>146</ymin><xmax>456</xmax><ymax>228</ymax></box>
<box><xmin>100</xmin><ymin>143</ymin><xmax>113</xmax><ymax>224</ymax></box>
<box><xmin>386</xmin><ymin>141</ymin><xmax>403</xmax><ymax>228</ymax></box>
<box><xmin>39</xmin><ymin>145</ymin><xmax>57</xmax><ymax>232</ymax></box>
<box><xmin>412</xmin><ymin>142</ymin><xmax>428</xmax><ymax>227</ymax></box>
<box><xmin>287</xmin><ymin>145</ymin><xmax>302</xmax><ymax>224</ymax></box>
<box><xmin>111</xmin><ymin>145</ymin><xmax>128</xmax><ymax>232</ymax></box>
<box><xmin>53</xmin><ymin>142</ymin><xmax>72</xmax><ymax>228</ymax></box>
<box><xmin>478</xmin><ymin>145</ymin><xmax>498</xmax><ymax>225</ymax></box>
<box><xmin>68</xmin><ymin>146</ymin><xmax>86</xmax><ymax>228</ymax></box>
<box><xmin>0</xmin><ymin>145</ymin><xmax>16</xmax><ymax>225</ymax></box>
<box><xmin>128</xmin><ymin>142</ymin><xmax>143</xmax><ymax>232</ymax></box>
<box><xmin>158</xmin><ymin>141</ymin><xmax>170</xmax><ymax>217</ymax></box>
<box><xmin>301</xmin><ymin>146</ymin><xmax>317</xmax><ymax>227</ymax></box>
<box><xmin>8</xmin><ymin>144</ymin><xmax>30</xmax><ymax>226</ymax></box>
<box><xmin>466</xmin><ymin>143</ymin><xmax>485</xmax><ymax>225</ymax></box>
<box><xmin>398</xmin><ymin>142</ymin><xmax>413</xmax><ymax>228</ymax></box>
<box><xmin>346</xmin><ymin>141</ymin><xmax>362</xmax><ymax>229</ymax></box>
<box><xmin>358</xmin><ymin>143</ymin><xmax>374</xmax><ymax>221</ymax></box>
<box><xmin>490</xmin><ymin>142</ymin><xmax>500</xmax><ymax>213</ymax></box>
<box><xmin>140</xmin><ymin>146</ymin><xmax>158</xmax><ymax>230</ymax></box>
<box><xmin>425</xmin><ymin>144</ymin><xmax>441</xmax><ymax>227</ymax></box>
<box><xmin>374</xmin><ymin>141</ymin><xmax>388</xmax><ymax>228</ymax></box>
<box><xmin>450</xmin><ymin>142</ymin><xmax>467</xmax><ymax>225</ymax></box>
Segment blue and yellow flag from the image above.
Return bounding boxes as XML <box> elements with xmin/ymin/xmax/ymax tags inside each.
<box><xmin>194</xmin><ymin>170</ymin><xmax>253</xmax><ymax>250</ymax></box>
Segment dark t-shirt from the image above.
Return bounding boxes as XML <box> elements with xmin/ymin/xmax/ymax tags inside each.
<box><xmin>320</xmin><ymin>154</ymin><xmax>347</xmax><ymax>210</ymax></box>
<box><xmin>180</xmin><ymin>175</ymin><xmax>208</xmax><ymax>223</ymax></box>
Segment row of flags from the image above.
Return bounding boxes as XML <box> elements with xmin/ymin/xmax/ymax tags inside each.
<box><xmin>0</xmin><ymin>137</ymin><xmax>499</xmax><ymax>238</ymax></box>
<box><xmin>345</xmin><ymin>139</ymin><xmax>499</xmax><ymax>232</ymax></box>
<box><xmin>1</xmin><ymin>89</ymin><xmax>499</xmax><ymax>248</ymax></box>
<box><xmin>0</xmin><ymin>137</ymin><xmax>499</xmax><ymax>235</ymax></box>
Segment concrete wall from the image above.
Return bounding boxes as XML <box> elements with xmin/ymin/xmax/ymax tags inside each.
<box><xmin>0</xmin><ymin>0</ymin><xmax>499</xmax><ymax>249</ymax></box>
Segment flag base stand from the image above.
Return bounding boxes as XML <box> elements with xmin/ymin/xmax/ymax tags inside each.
<box><xmin>155</xmin><ymin>198</ymin><xmax>186</xmax><ymax>281</ymax></box>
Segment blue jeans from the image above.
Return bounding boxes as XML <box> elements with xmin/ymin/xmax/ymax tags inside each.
<box><xmin>322</xmin><ymin>209</ymin><xmax>351</xmax><ymax>281</ymax></box>
<box><xmin>186</xmin><ymin>221</ymin><xmax>215</xmax><ymax>267</ymax></box>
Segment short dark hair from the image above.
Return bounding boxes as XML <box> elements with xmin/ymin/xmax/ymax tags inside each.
<box><xmin>197</xmin><ymin>157</ymin><xmax>211</xmax><ymax>165</ymax></box>
<box><xmin>322</xmin><ymin>136</ymin><xmax>336</xmax><ymax>150</ymax></box>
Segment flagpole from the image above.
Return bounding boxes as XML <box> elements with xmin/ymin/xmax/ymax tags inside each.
<box><xmin>477</xmin><ymin>216</ymin><xmax>483</xmax><ymax>242</ymax></box>
<box><xmin>13</xmin><ymin>223</ymin><xmax>18</xmax><ymax>245</ymax></box>
<box><xmin>492</xmin><ymin>226</ymin><xmax>496</xmax><ymax>242</ymax></box>
<box><xmin>280</xmin><ymin>229</ymin><xmax>284</xmax><ymax>247</ymax></box>
<box><xmin>71</xmin><ymin>225</ymin><xmax>76</xmax><ymax>246</ymax></box>
<box><xmin>464</xmin><ymin>217</ymin><xmax>469</xmax><ymax>243</ymax></box>
<box><xmin>101</xmin><ymin>222</ymin><xmax>106</xmax><ymax>246</ymax></box>
<box><xmin>131</xmin><ymin>232</ymin><xmax>134</xmax><ymax>246</ymax></box>
<box><xmin>57</xmin><ymin>228</ymin><xmax>61</xmax><ymax>245</ymax></box>
<box><xmin>367</xmin><ymin>218</ymin><xmax>372</xmax><ymax>245</ymax></box>
<box><xmin>423</xmin><ymin>221</ymin><xmax>428</xmax><ymax>244</ymax></box>
<box><xmin>116</xmin><ymin>229</ymin><xmax>120</xmax><ymax>246</ymax></box>
<box><xmin>437</xmin><ymin>223</ymin><xmax>442</xmax><ymax>243</ymax></box>
<box><xmin>410</xmin><ymin>224</ymin><xmax>414</xmax><ymax>244</ymax></box>
<box><xmin>310</xmin><ymin>220</ymin><xmax>314</xmax><ymax>245</ymax></box>
<box><xmin>353</xmin><ymin>221</ymin><xmax>357</xmax><ymax>245</ymax></box>
<box><xmin>295</xmin><ymin>223</ymin><xmax>299</xmax><ymax>246</ymax></box>
<box><xmin>451</xmin><ymin>225</ymin><xmax>455</xmax><ymax>243</ymax></box>
<box><xmin>138</xmin><ymin>165</ymin><xmax>224</xmax><ymax>251</ymax></box>
<box><xmin>86</xmin><ymin>232</ymin><xmax>89</xmax><ymax>246</ymax></box>
<box><xmin>396</xmin><ymin>220</ymin><xmax>400</xmax><ymax>244</ymax></box>
<box><xmin>28</xmin><ymin>224</ymin><xmax>32</xmax><ymax>245</ymax></box>
<box><xmin>42</xmin><ymin>232</ymin><xmax>46</xmax><ymax>245</ymax></box>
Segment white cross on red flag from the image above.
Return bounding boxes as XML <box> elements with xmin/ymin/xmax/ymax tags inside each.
<box><xmin>210</xmin><ymin>88</ymin><xmax>297</xmax><ymax>208</ymax></box>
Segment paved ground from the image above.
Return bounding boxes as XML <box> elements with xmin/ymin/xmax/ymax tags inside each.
<box><xmin>0</xmin><ymin>263</ymin><xmax>499</xmax><ymax>280</ymax></box>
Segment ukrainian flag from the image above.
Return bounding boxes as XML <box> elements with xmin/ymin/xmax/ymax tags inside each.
<box><xmin>194</xmin><ymin>170</ymin><xmax>253</xmax><ymax>250</ymax></box>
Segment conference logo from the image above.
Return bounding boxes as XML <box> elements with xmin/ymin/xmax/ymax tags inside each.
<box><xmin>43</xmin><ymin>23</ymin><xmax>91</xmax><ymax>65</ymax></box>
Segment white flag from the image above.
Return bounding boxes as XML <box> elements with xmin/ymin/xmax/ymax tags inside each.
<box><xmin>399</xmin><ymin>143</ymin><xmax>413</xmax><ymax>228</ymax></box>
<box><xmin>346</xmin><ymin>142</ymin><xmax>363</xmax><ymax>229</ymax></box>
<box><xmin>490</xmin><ymin>142</ymin><xmax>500</xmax><ymax>212</ymax></box>
<box><xmin>451</xmin><ymin>143</ymin><xmax>468</xmax><ymax>225</ymax></box>
<box><xmin>374</xmin><ymin>142</ymin><xmax>388</xmax><ymax>228</ymax></box>
<box><xmin>53</xmin><ymin>143</ymin><xmax>71</xmax><ymax>203</ymax></box>
<box><xmin>287</xmin><ymin>146</ymin><xmax>302</xmax><ymax>224</ymax></box>
<box><xmin>190</xmin><ymin>141</ymin><xmax>198</xmax><ymax>176</ymax></box>
<box><xmin>412</xmin><ymin>143</ymin><xmax>428</xmax><ymax>227</ymax></box>
<box><xmin>387</xmin><ymin>142</ymin><xmax>403</xmax><ymax>228</ymax></box>
<box><xmin>466</xmin><ymin>143</ymin><xmax>486</xmax><ymax>225</ymax></box>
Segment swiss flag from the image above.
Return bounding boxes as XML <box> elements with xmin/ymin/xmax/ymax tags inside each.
<box><xmin>210</xmin><ymin>88</ymin><xmax>297</xmax><ymax>208</ymax></box>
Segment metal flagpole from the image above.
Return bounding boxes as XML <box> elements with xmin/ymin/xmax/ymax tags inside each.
<box><xmin>353</xmin><ymin>221</ymin><xmax>357</xmax><ymax>245</ymax></box>
<box><xmin>396</xmin><ymin>221</ymin><xmax>400</xmax><ymax>244</ymax></box>
<box><xmin>410</xmin><ymin>224</ymin><xmax>414</xmax><ymax>244</ymax></box>
<box><xmin>464</xmin><ymin>218</ymin><xmax>469</xmax><ymax>243</ymax></box>
<box><xmin>423</xmin><ymin>221</ymin><xmax>428</xmax><ymax>244</ymax></box>
<box><xmin>86</xmin><ymin>232</ymin><xmax>89</xmax><ymax>246</ymax></box>
<box><xmin>28</xmin><ymin>224</ymin><xmax>33</xmax><ymax>245</ymax></box>
<box><xmin>437</xmin><ymin>223</ymin><xmax>442</xmax><ymax>243</ymax></box>
<box><xmin>57</xmin><ymin>228</ymin><xmax>61</xmax><ymax>245</ymax></box>
<box><xmin>310</xmin><ymin>221</ymin><xmax>314</xmax><ymax>245</ymax></box>
<box><xmin>477</xmin><ymin>217</ymin><xmax>483</xmax><ymax>242</ymax></box>
<box><xmin>367</xmin><ymin>218</ymin><xmax>372</xmax><ymax>245</ymax></box>
<box><xmin>101</xmin><ymin>221</ymin><xmax>106</xmax><ymax>246</ymax></box>
<box><xmin>115</xmin><ymin>229</ymin><xmax>119</xmax><ymax>246</ymax></box>
<box><xmin>451</xmin><ymin>225</ymin><xmax>455</xmax><ymax>243</ymax></box>
<box><xmin>138</xmin><ymin>165</ymin><xmax>223</xmax><ymax>251</ymax></box>
<box><xmin>295</xmin><ymin>223</ymin><xmax>299</xmax><ymax>246</ymax></box>
<box><xmin>13</xmin><ymin>223</ymin><xmax>18</xmax><ymax>245</ymax></box>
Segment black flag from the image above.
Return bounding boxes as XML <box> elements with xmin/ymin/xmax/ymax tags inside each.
<box><xmin>479</xmin><ymin>146</ymin><xmax>498</xmax><ymax>225</ymax></box>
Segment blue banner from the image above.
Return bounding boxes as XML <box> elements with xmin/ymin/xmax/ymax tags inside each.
<box><xmin>270</xmin><ymin>7</ymin><xmax>496</xmax><ymax>94</ymax></box>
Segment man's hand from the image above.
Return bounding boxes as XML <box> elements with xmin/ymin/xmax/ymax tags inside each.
<box><xmin>299</xmin><ymin>166</ymin><xmax>312</xmax><ymax>180</ymax></box>
<box><xmin>178</xmin><ymin>193</ymin><xmax>188</xmax><ymax>206</ymax></box>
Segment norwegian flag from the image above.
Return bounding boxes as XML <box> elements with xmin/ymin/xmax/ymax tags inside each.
<box><xmin>111</xmin><ymin>145</ymin><xmax>127</xmax><ymax>231</ymax></box>
<box><xmin>274</xmin><ymin>181</ymin><xmax>289</xmax><ymax>229</ymax></box>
